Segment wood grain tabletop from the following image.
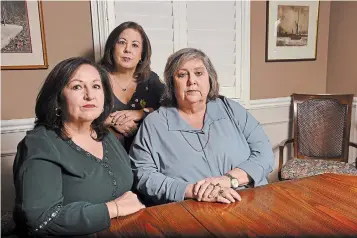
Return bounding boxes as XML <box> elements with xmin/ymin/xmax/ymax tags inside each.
<box><xmin>95</xmin><ymin>173</ymin><xmax>357</xmax><ymax>237</ymax></box>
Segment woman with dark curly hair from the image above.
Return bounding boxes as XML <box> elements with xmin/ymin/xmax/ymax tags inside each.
<box><xmin>13</xmin><ymin>57</ymin><xmax>145</xmax><ymax>237</ymax></box>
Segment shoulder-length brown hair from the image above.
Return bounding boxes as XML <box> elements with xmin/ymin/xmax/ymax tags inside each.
<box><xmin>161</xmin><ymin>48</ymin><xmax>220</xmax><ymax>107</ymax></box>
<box><xmin>35</xmin><ymin>57</ymin><xmax>113</xmax><ymax>141</ymax></box>
<box><xmin>99</xmin><ymin>21</ymin><xmax>152</xmax><ymax>82</ymax></box>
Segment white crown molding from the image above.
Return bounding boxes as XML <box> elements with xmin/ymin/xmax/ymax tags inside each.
<box><xmin>250</xmin><ymin>96</ymin><xmax>357</xmax><ymax>110</ymax></box>
<box><xmin>1</xmin><ymin>118</ymin><xmax>35</xmax><ymax>157</ymax></box>
<box><xmin>1</xmin><ymin>118</ymin><xmax>35</xmax><ymax>134</ymax></box>
<box><xmin>0</xmin><ymin>97</ymin><xmax>354</xmax><ymax>133</ymax></box>
<box><xmin>2</xmin><ymin>151</ymin><xmax>17</xmax><ymax>157</ymax></box>
<box><xmin>249</xmin><ymin>97</ymin><xmax>291</xmax><ymax>109</ymax></box>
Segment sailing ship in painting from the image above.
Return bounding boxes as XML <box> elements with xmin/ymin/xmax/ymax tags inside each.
<box><xmin>276</xmin><ymin>5</ymin><xmax>309</xmax><ymax>47</ymax></box>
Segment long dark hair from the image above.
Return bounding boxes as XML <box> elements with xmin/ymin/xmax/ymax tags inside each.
<box><xmin>99</xmin><ymin>21</ymin><xmax>152</xmax><ymax>82</ymax></box>
<box><xmin>35</xmin><ymin>57</ymin><xmax>113</xmax><ymax>141</ymax></box>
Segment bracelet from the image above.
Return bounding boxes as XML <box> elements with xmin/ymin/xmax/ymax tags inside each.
<box><xmin>113</xmin><ymin>200</ymin><xmax>119</xmax><ymax>219</ymax></box>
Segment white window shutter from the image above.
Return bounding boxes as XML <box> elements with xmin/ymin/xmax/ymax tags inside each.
<box><xmin>114</xmin><ymin>1</ymin><xmax>174</xmax><ymax>79</ymax></box>
<box><xmin>186</xmin><ymin>1</ymin><xmax>239</xmax><ymax>99</ymax></box>
<box><xmin>91</xmin><ymin>0</ymin><xmax>250</xmax><ymax>105</ymax></box>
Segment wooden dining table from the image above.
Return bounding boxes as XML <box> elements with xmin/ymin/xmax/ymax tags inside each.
<box><xmin>94</xmin><ymin>173</ymin><xmax>357</xmax><ymax>237</ymax></box>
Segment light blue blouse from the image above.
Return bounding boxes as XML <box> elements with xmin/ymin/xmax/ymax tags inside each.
<box><xmin>129</xmin><ymin>97</ymin><xmax>274</xmax><ymax>204</ymax></box>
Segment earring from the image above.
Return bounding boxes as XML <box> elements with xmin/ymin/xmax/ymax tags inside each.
<box><xmin>55</xmin><ymin>107</ymin><xmax>61</xmax><ymax>117</ymax></box>
<box><xmin>138</xmin><ymin>59</ymin><xmax>142</xmax><ymax>64</ymax></box>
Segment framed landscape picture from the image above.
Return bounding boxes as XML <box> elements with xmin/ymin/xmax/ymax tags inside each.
<box><xmin>1</xmin><ymin>0</ymin><xmax>48</xmax><ymax>69</ymax></box>
<box><xmin>265</xmin><ymin>1</ymin><xmax>320</xmax><ymax>62</ymax></box>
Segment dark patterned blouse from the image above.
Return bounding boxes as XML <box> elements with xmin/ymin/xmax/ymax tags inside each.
<box><xmin>13</xmin><ymin>126</ymin><xmax>133</xmax><ymax>236</ymax></box>
<box><xmin>112</xmin><ymin>71</ymin><xmax>165</xmax><ymax>152</ymax></box>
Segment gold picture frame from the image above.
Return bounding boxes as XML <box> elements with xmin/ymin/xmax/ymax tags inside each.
<box><xmin>1</xmin><ymin>0</ymin><xmax>48</xmax><ymax>70</ymax></box>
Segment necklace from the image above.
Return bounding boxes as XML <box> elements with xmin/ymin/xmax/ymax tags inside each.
<box><xmin>180</xmin><ymin>125</ymin><xmax>211</xmax><ymax>152</ymax></box>
<box><xmin>113</xmin><ymin>77</ymin><xmax>133</xmax><ymax>92</ymax></box>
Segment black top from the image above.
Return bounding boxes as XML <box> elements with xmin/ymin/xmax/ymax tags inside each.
<box><xmin>13</xmin><ymin>126</ymin><xmax>133</xmax><ymax>237</ymax></box>
<box><xmin>112</xmin><ymin>71</ymin><xmax>165</xmax><ymax>152</ymax></box>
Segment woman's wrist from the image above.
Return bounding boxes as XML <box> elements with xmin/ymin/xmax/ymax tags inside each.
<box><xmin>137</xmin><ymin>108</ymin><xmax>154</xmax><ymax>122</ymax></box>
<box><xmin>104</xmin><ymin>119</ymin><xmax>113</xmax><ymax>127</ymax></box>
<box><xmin>113</xmin><ymin>200</ymin><xmax>120</xmax><ymax>219</ymax></box>
<box><xmin>184</xmin><ymin>184</ymin><xmax>195</xmax><ymax>199</ymax></box>
<box><xmin>141</xmin><ymin>108</ymin><xmax>153</xmax><ymax>118</ymax></box>
<box><xmin>139</xmin><ymin>109</ymin><xmax>146</xmax><ymax>120</ymax></box>
<box><xmin>228</xmin><ymin>168</ymin><xmax>250</xmax><ymax>186</ymax></box>
<box><xmin>105</xmin><ymin>201</ymin><xmax>118</xmax><ymax>219</ymax></box>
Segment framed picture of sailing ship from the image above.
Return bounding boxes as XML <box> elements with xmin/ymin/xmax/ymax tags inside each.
<box><xmin>265</xmin><ymin>1</ymin><xmax>320</xmax><ymax>62</ymax></box>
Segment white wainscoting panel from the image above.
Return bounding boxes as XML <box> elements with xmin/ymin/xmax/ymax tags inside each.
<box><xmin>1</xmin><ymin>118</ymin><xmax>34</xmax><ymax>212</ymax></box>
<box><xmin>248</xmin><ymin>97</ymin><xmax>292</xmax><ymax>182</ymax></box>
<box><xmin>1</xmin><ymin>118</ymin><xmax>35</xmax><ymax>156</ymax></box>
<box><xmin>2</xmin><ymin>155</ymin><xmax>16</xmax><ymax>212</ymax></box>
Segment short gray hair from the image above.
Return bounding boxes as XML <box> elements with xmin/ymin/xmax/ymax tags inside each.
<box><xmin>161</xmin><ymin>48</ymin><xmax>220</xmax><ymax>107</ymax></box>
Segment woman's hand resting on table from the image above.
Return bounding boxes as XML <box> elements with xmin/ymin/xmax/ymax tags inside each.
<box><xmin>189</xmin><ymin>170</ymin><xmax>250</xmax><ymax>202</ymax></box>
<box><xmin>185</xmin><ymin>180</ymin><xmax>241</xmax><ymax>204</ymax></box>
<box><xmin>106</xmin><ymin>191</ymin><xmax>145</xmax><ymax>218</ymax></box>
<box><xmin>193</xmin><ymin>176</ymin><xmax>231</xmax><ymax>200</ymax></box>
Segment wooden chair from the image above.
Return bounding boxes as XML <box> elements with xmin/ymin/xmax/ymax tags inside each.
<box><xmin>278</xmin><ymin>93</ymin><xmax>357</xmax><ymax>180</ymax></box>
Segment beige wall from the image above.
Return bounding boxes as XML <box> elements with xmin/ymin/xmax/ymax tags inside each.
<box><xmin>326</xmin><ymin>2</ymin><xmax>357</xmax><ymax>96</ymax></box>
<box><xmin>2</xmin><ymin>1</ymin><xmax>354</xmax><ymax>120</ymax></box>
<box><xmin>1</xmin><ymin>1</ymin><xmax>94</xmax><ymax>120</ymax></box>
<box><xmin>250</xmin><ymin>1</ymin><xmax>331</xmax><ymax>100</ymax></box>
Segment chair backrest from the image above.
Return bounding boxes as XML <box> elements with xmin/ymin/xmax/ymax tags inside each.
<box><xmin>292</xmin><ymin>94</ymin><xmax>354</xmax><ymax>162</ymax></box>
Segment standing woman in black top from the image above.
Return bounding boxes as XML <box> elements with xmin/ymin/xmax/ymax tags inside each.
<box><xmin>100</xmin><ymin>21</ymin><xmax>165</xmax><ymax>152</ymax></box>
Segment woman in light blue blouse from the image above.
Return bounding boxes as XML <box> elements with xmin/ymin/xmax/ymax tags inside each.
<box><xmin>130</xmin><ymin>48</ymin><xmax>274</xmax><ymax>205</ymax></box>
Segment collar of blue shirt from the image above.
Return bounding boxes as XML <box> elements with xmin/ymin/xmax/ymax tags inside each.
<box><xmin>164</xmin><ymin>99</ymin><xmax>226</xmax><ymax>132</ymax></box>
